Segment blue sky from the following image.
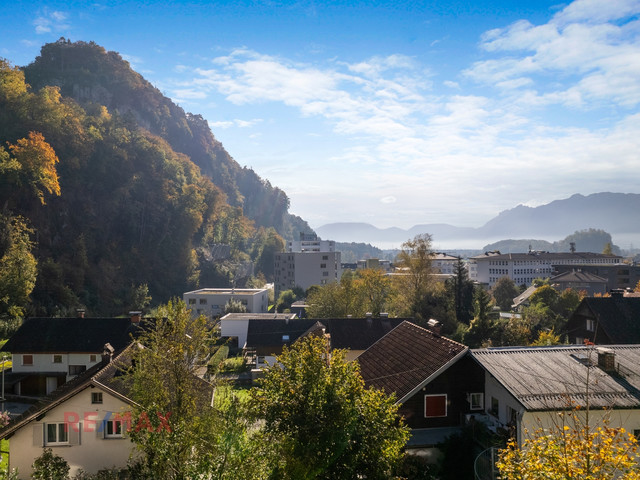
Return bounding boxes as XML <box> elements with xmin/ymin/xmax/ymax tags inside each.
<box><xmin>2</xmin><ymin>0</ymin><xmax>640</xmax><ymax>231</ymax></box>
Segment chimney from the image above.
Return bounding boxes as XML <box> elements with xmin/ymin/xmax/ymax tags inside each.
<box><xmin>129</xmin><ymin>311</ymin><xmax>142</xmax><ymax>323</ymax></box>
<box><xmin>102</xmin><ymin>343</ymin><xmax>115</xmax><ymax>363</ymax></box>
<box><xmin>597</xmin><ymin>347</ymin><xmax>616</xmax><ymax>373</ymax></box>
<box><xmin>76</xmin><ymin>308</ymin><xmax>85</xmax><ymax>318</ymax></box>
<box><xmin>427</xmin><ymin>318</ymin><xmax>442</xmax><ymax>336</ymax></box>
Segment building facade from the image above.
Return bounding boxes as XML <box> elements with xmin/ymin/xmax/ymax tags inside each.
<box><xmin>183</xmin><ymin>288</ymin><xmax>269</xmax><ymax>318</ymax></box>
<box><xmin>470</xmin><ymin>251</ymin><xmax>623</xmax><ymax>288</ymax></box>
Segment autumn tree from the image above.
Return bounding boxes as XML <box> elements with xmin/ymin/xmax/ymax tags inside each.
<box><xmin>250</xmin><ymin>335</ymin><xmax>409</xmax><ymax>479</ymax></box>
<box><xmin>395</xmin><ymin>234</ymin><xmax>436</xmax><ymax>320</ymax></box>
<box><xmin>445</xmin><ymin>257</ymin><xmax>474</xmax><ymax>325</ymax></box>
<box><xmin>497</xmin><ymin>417</ymin><xmax>640</xmax><ymax>479</ymax></box>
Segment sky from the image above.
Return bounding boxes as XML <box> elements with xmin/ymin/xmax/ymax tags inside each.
<box><xmin>2</xmin><ymin>0</ymin><xmax>640</xmax><ymax>231</ymax></box>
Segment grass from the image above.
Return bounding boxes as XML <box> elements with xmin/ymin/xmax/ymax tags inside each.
<box><xmin>0</xmin><ymin>439</ymin><xmax>8</xmax><ymax>472</ymax></box>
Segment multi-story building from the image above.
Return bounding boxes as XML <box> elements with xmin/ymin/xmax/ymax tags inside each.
<box><xmin>274</xmin><ymin>234</ymin><xmax>342</xmax><ymax>297</ymax></box>
<box><xmin>469</xmin><ymin>251</ymin><xmax>623</xmax><ymax>288</ymax></box>
<box><xmin>431</xmin><ymin>253</ymin><xmax>460</xmax><ymax>275</ymax></box>
<box><xmin>183</xmin><ymin>288</ymin><xmax>269</xmax><ymax>318</ymax></box>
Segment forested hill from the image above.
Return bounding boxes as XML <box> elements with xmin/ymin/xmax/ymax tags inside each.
<box><xmin>0</xmin><ymin>40</ymin><xmax>309</xmax><ymax>317</ymax></box>
<box><xmin>22</xmin><ymin>39</ymin><xmax>309</xmax><ymax>238</ymax></box>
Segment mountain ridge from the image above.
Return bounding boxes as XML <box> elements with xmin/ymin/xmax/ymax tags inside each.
<box><xmin>316</xmin><ymin>192</ymin><xmax>640</xmax><ymax>247</ymax></box>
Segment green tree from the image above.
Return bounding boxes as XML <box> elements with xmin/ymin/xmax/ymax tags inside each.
<box><xmin>491</xmin><ymin>276</ymin><xmax>519</xmax><ymax>311</ymax></box>
<box><xmin>251</xmin><ymin>335</ymin><xmax>409</xmax><ymax>479</ymax></box>
<box><xmin>602</xmin><ymin>242</ymin><xmax>613</xmax><ymax>255</ymax></box>
<box><xmin>224</xmin><ymin>298</ymin><xmax>247</xmax><ymax>314</ymax></box>
<box><xmin>275</xmin><ymin>288</ymin><xmax>304</xmax><ymax>313</ymax></box>
<box><xmin>445</xmin><ymin>257</ymin><xmax>474</xmax><ymax>325</ymax></box>
<box><xmin>0</xmin><ymin>215</ymin><xmax>37</xmax><ymax>321</ymax></box>
<box><xmin>463</xmin><ymin>287</ymin><xmax>495</xmax><ymax>348</ymax></box>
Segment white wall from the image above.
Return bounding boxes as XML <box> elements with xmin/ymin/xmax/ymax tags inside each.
<box><xmin>220</xmin><ymin>319</ymin><xmax>250</xmax><ymax>348</ymax></box>
<box><xmin>12</xmin><ymin>353</ymin><xmax>101</xmax><ymax>374</ymax></box>
<box><xmin>8</xmin><ymin>387</ymin><xmax>135</xmax><ymax>478</ymax></box>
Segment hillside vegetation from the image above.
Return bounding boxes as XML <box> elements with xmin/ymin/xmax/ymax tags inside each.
<box><xmin>0</xmin><ymin>40</ymin><xmax>310</xmax><ymax>317</ymax></box>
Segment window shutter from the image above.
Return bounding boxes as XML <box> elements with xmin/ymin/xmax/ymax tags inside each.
<box><xmin>69</xmin><ymin>422</ymin><xmax>81</xmax><ymax>445</ymax></box>
<box><xmin>97</xmin><ymin>419</ymin><xmax>106</xmax><ymax>439</ymax></box>
<box><xmin>32</xmin><ymin>423</ymin><xmax>44</xmax><ymax>447</ymax></box>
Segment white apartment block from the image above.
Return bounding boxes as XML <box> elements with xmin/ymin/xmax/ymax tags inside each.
<box><xmin>287</xmin><ymin>232</ymin><xmax>336</xmax><ymax>253</ymax></box>
<box><xmin>470</xmin><ymin>251</ymin><xmax>623</xmax><ymax>288</ymax></box>
<box><xmin>432</xmin><ymin>253</ymin><xmax>460</xmax><ymax>275</ymax></box>
<box><xmin>183</xmin><ymin>288</ymin><xmax>269</xmax><ymax>318</ymax></box>
<box><xmin>274</xmin><ymin>251</ymin><xmax>342</xmax><ymax>297</ymax></box>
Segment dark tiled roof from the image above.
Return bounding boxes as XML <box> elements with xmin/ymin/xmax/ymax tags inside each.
<box><xmin>471</xmin><ymin>345</ymin><xmax>640</xmax><ymax>410</ymax></box>
<box><xmin>1</xmin><ymin>317</ymin><xmax>141</xmax><ymax>353</ymax></box>
<box><xmin>358</xmin><ymin>321</ymin><xmax>467</xmax><ymax>403</ymax></box>
<box><xmin>245</xmin><ymin>319</ymin><xmax>323</xmax><ymax>349</ymax></box>
<box><xmin>580</xmin><ymin>297</ymin><xmax>640</xmax><ymax>343</ymax></box>
<box><xmin>471</xmin><ymin>252</ymin><xmax>622</xmax><ymax>262</ymax></box>
<box><xmin>322</xmin><ymin>317</ymin><xmax>407</xmax><ymax>350</ymax></box>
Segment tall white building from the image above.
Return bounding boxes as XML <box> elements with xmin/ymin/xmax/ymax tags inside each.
<box><xmin>470</xmin><ymin>251</ymin><xmax>623</xmax><ymax>288</ymax></box>
<box><xmin>274</xmin><ymin>233</ymin><xmax>341</xmax><ymax>297</ymax></box>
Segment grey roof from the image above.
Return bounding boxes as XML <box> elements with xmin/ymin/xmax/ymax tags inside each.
<box><xmin>550</xmin><ymin>270</ymin><xmax>608</xmax><ymax>283</ymax></box>
<box><xmin>471</xmin><ymin>345</ymin><xmax>640</xmax><ymax>411</ymax></box>
<box><xmin>574</xmin><ymin>297</ymin><xmax>640</xmax><ymax>343</ymax></box>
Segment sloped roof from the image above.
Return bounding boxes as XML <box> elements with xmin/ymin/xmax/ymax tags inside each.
<box><xmin>0</xmin><ymin>346</ymin><xmax>137</xmax><ymax>440</ymax></box>
<box><xmin>550</xmin><ymin>270</ymin><xmax>607</xmax><ymax>283</ymax></box>
<box><xmin>578</xmin><ymin>297</ymin><xmax>640</xmax><ymax>343</ymax></box>
<box><xmin>512</xmin><ymin>285</ymin><xmax>538</xmax><ymax>308</ymax></box>
<box><xmin>245</xmin><ymin>319</ymin><xmax>323</xmax><ymax>349</ymax></box>
<box><xmin>322</xmin><ymin>317</ymin><xmax>407</xmax><ymax>350</ymax></box>
<box><xmin>358</xmin><ymin>321</ymin><xmax>468</xmax><ymax>403</ymax></box>
<box><xmin>1</xmin><ymin>317</ymin><xmax>142</xmax><ymax>353</ymax></box>
<box><xmin>472</xmin><ymin>345</ymin><xmax>640</xmax><ymax>411</ymax></box>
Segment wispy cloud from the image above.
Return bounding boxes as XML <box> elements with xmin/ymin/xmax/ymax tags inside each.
<box><xmin>33</xmin><ymin>9</ymin><xmax>70</xmax><ymax>34</ymax></box>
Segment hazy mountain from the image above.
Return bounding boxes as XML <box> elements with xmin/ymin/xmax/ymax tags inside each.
<box><xmin>317</xmin><ymin>193</ymin><xmax>640</xmax><ymax>248</ymax></box>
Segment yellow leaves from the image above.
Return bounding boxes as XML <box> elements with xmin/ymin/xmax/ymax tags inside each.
<box><xmin>7</xmin><ymin>131</ymin><xmax>61</xmax><ymax>204</ymax></box>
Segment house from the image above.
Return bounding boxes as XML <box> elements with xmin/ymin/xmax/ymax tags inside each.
<box><xmin>471</xmin><ymin>345</ymin><xmax>640</xmax><ymax>445</ymax></box>
<box><xmin>242</xmin><ymin>316</ymin><xmax>407</xmax><ymax>366</ymax></box>
<box><xmin>548</xmin><ymin>269</ymin><xmax>608</xmax><ymax>296</ymax></box>
<box><xmin>0</xmin><ymin>313</ymin><xmax>144</xmax><ymax>396</ymax></box>
<box><xmin>0</xmin><ymin>347</ymin><xmax>138</xmax><ymax>478</ymax></box>
<box><xmin>470</xmin><ymin>251</ymin><xmax>622</xmax><ymax>288</ymax></box>
<box><xmin>274</xmin><ymin>233</ymin><xmax>342</xmax><ymax>297</ymax></box>
<box><xmin>358</xmin><ymin>321</ymin><xmax>485</xmax><ymax>452</ymax></box>
<box><xmin>220</xmin><ymin>312</ymin><xmax>298</xmax><ymax>350</ymax></box>
<box><xmin>553</xmin><ymin>263</ymin><xmax>640</xmax><ymax>291</ymax></box>
<box><xmin>511</xmin><ymin>285</ymin><xmax>538</xmax><ymax>311</ymax></box>
<box><xmin>183</xmin><ymin>288</ymin><xmax>269</xmax><ymax>318</ymax></box>
<box><xmin>565</xmin><ymin>292</ymin><xmax>640</xmax><ymax>344</ymax></box>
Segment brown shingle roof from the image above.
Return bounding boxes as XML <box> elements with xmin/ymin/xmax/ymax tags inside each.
<box><xmin>358</xmin><ymin>321</ymin><xmax>467</xmax><ymax>403</ymax></box>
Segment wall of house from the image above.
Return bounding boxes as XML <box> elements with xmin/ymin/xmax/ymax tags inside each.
<box><xmin>520</xmin><ymin>408</ymin><xmax>640</xmax><ymax>446</ymax></box>
<box><xmin>400</xmin><ymin>356</ymin><xmax>485</xmax><ymax>431</ymax></box>
<box><xmin>220</xmin><ymin>319</ymin><xmax>250</xmax><ymax>348</ymax></box>
<box><xmin>483</xmin><ymin>373</ymin><xmax>523</xmax><ymax>430</ymax></box>
<box><xmin>184</xmin><ymin>290</ymin><xmax>269</xmax><ymax>318</ymax></box>
<box><xmin>12</xmin><ymin>353</ymin><xmax>101</xmax><ymax>374</ymax></box>
<box><xmin>8</xmin><ymin>387</ymin><xmax>134</xmax><ymax>479</ymax></box>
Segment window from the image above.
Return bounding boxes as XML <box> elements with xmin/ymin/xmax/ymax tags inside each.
<box><xmin>92</xmin><ymin>392</ymin><xmax>103</xmax><ymax>404</ymax></box>
<box><xmin>586</xmin><ymin>319</ymin><xmax>596</xmax><ymax>332</ymax></box>
<box><xmin>69</xmin><ymin>365</ymin><xmax>86</xmax><ymax>376</ymax></box>
<box><xmin>46</xmin><ymin>423</ymin><xmax>69</xmax><ymax>444</ymax></box>
<box><xmin>469</xmin><ymin>392</ymin><xmax>484</xmax><ymax>410</ymax></box>
<box><xmin>22</xmin><ymin>354</ymin><xmax>33</xmax><ymax>366</ymax></box>
<box><xmin>188</xmin><ymin>298</ymin><xmax>196</xmax><ymax>305</ymax></box>
<box><xmin>52</xmin><ymin>354</ymin><xmax>62</xmax><ymax>364</ymax></box>
<box><xmin>424</xmin><ymin>394</ymin><xmax>447</xmax><ymax>418</ymax></box>
<box><xmin>322</xmin><ymin>255</ymin><xmax>328</xmax><ymax>260</ymax></box>
<box><xmin>320</xmin><ymin>263</ymin><xmax>327</xmax><ymax>268</ymax></box>
<box><xmin>199</xmin><ymin>298</ymin><xmax>207</xmax><ymax>305</ymax></box>
<box><xmin>89</xmin><ymin>354</ymin><xmax>97</xmax><ymax>363</ymax></box>
<box><xmin>105</xmin><ymin>420</ymin><xmax>124</xmax><ymax>438</ymax></box>
<box><xmin>322</xmin><ymin>271</ymin><xmax>329</xmax><ymax>277</ymax></box>
<box><xmin>490</xmin><ymin>397</ymin><xmax>499</xmax><ymax>417</ymax></box>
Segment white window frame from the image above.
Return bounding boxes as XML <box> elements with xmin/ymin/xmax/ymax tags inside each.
<box><xmin>469</xmin><ymin>392</ymin><xmax>484</xmax><ymax>410</ymax></box>
<box><xmin>105</xmin><ymin>419</ymin><xmax>124</xmax><ymax>438</ymax></box>
<box><xmin>91</xmin><ymin>392</ymin><xmax>103</xmax><ymax>404</ymax></box>
<box><xmin>586</xmin><ymin>319</ymin><xmax>596</xmax><ymax>332</ymax></box>
<box><xmin>46</xmin><ymin>422</ymin><xmax>69</xmax><ymax>445</ymax></box>
<box><xmin>424</xmin><ymin>394</ymin><xmax>448</xmax><ymax>418</ymax></box>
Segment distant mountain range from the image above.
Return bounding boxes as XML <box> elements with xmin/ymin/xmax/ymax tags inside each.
<box><xmin>316</xmin><ymin>193</ymin><xmax>640</xmax><ymax>248</ymax></box>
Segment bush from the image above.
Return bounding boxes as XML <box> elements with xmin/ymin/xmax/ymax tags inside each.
<box><xmin>32</xmin><ymin>448</ymin><xmax>69</xmax><ymax>480</ymax></box>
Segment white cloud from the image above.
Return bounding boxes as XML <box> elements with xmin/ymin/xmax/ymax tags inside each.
<box><xmin>33</xmin><ymin>10</ymin><xmax>69</xmax><ymax>34</ymax></box>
